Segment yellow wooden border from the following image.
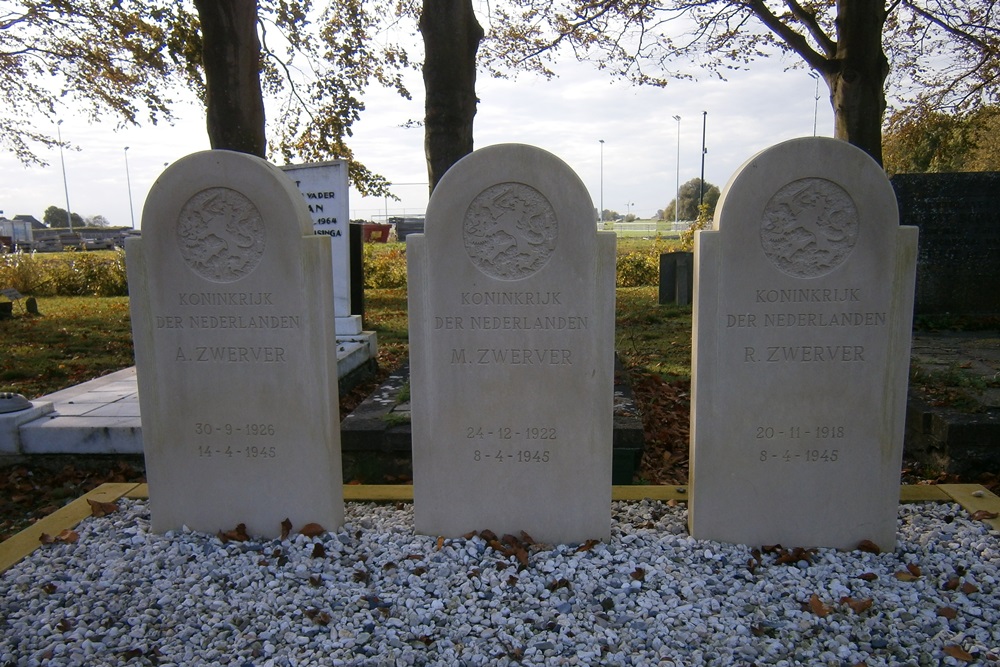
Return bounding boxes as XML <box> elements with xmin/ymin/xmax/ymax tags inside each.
<box><xmin>0</xmin><ymin>483</ymin><xmax>142</xmax><ymax>573</ymax></box>
<box><xmin>938</xmin><ymin>484</ymin><xmax>1000</xmax><ymax>532</ymax></box>
<box><xmin>3</xmin><ymin>484</ymin><xmax>996</xmax><ymax>575</ymax></box>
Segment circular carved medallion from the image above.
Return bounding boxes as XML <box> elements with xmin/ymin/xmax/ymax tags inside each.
<box><xmin>176</xmin><ymin>188</ymin><xmax>266</xmax><ymax>283</ymax></box>
<box><xmin>760</xmin><ymin>178</ymin><xmax>859</xmax><ymax>278</ymax></box>
<box><xmin>463</xmin><ymin>183</ymin><xmax>558</xmax><ymax>280</ymax></box>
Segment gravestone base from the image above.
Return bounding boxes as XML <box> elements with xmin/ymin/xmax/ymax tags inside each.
<box><xmin>906</xmin><ymin>397</ymin><xmax>1000</xmax><ymax>479</ymax></box>
<box><xmin>342</xmin><ymin>357</ymin><xmax>644</xmax><ymax>484</ymax></box>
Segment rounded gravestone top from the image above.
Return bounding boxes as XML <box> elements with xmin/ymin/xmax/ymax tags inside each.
<box><xmin>463</xmin><ymin>182</ymin><xmax>558</xmax><ymax>280</ymax></box>
<box><xmin>759</xmin><ymin>177</ymin><xmax>859</xmax><ymax>278</ymax></box>
<box><xmin>176</xmin><ymin>187</ymin><xmax>266</xmax><ymax>283</ymax></box>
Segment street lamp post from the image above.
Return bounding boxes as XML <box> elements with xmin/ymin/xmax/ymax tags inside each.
<box><xmin>124</xmin><ymin>147</ymin><xmax>136</xmax><ymax>229</ymax></box>
<box><xmin>57</xmin><ymin>120</ymin><xmax>73</xmax><ymax>232</ymax></box>
<box><xmin>672</xmin><ymin>115</ymin><xmax>680</xmax><ymax>227</ymax></box>
<box><xmin>699</xmin><ymin>111</ymin><xmax>708</xmax><ymax>208</ymax></box>
<box><xmin>598</xmin><ymin>139</ymin><xmax>605</xmax><ymax>226</ymax></box>
<box><xmin>809</xmin><ymin>72</ymin><xmax>820</xmax><ymax>136</ymax></box>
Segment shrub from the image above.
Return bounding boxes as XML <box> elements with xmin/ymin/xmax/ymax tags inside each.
<box><xmin>363</xmin><ymin>243</ymin><xmax>407</xmax><ymax>289</ymax></box>
<box><xmin>615</xmin><ymin>235</ymin><xmax>680</xmax><ymax>287</ymax></box>
<box><xmin>616</xmin><ymin>251</ymin><xmax>659</xmax><ymax>287</ymax></box>
<box><xmin>0</xmin><ymin>252</ymin><xmax>49</xmax><ymax>294</ymax></box>
<box><xmin>0</xmin><ymin>250</ymin><xmax>128</xmax><ymax>297</ymax></box>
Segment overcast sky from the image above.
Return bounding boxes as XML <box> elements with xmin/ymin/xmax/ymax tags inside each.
<box><xmin>0</xmin><ymin>50</ymin><xmax>833</xmax><ymax>228</ymax></box>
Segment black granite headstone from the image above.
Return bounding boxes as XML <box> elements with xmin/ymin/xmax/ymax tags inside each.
<box><xmin>891</xmin><ymin>172</ymin><xmax>1000</xmax><ymax>315</ymax></box>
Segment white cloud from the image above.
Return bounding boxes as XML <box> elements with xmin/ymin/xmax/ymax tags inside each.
<box><xmin>0</xmin><ymin>50</ymin><xmax>833</xmax><ymax>227</ymax></box>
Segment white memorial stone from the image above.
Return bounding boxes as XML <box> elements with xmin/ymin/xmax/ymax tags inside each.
<box><xmin>689</xmin><ymin>137</ymin><xmax>918</xmax><ymax>551</ymax></box>
<box><xmin>127</xmin><ymin>150</ymin><xmax>344</xmax><ymax>538</ymax></box>
<box><xmin>280</xmin><ymin>160</ymin><xmax>361</xmax><ymax>335</ymax></box>
<box><xmin>408</xmin><ymin>144</ymin><xmax>616</xmax><ymax>544</ymax></box>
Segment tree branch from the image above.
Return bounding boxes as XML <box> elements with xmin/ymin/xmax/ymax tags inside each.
<box><xmin>745</xmin><ymin>0</ymin><xmax>831</xmax><ymax>73</ymax></box>
<box><xmin>783</xmin><ymin>0</ymin><xmax>836</xmax><ymax>57</ymax></box>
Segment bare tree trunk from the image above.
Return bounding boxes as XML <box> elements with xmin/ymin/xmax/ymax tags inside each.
<box><xmin>420</xmin><ymin>0</ymin><xmax>484</xmax><ymax>193</ymax></box>
<box><xmin>829</xmin><ymin>0</ymin><xmax>889</xmax><ymax>165</ymax></box>
<box><xmin>193</xmin><ymin>0</ymin><xmax>266</xmax><ymax>157</ymax></box>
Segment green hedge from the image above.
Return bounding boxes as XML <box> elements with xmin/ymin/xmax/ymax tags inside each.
<box><xmin>361</xmin><ymin>239</ymin><xmax>679</xmax><ymax>289</ymax></box>
<box><xmin>0</xmin><ymin>240</ymin><xmax>680</xmax><ymax>297</ymax></box>
<box><xmin>0</xmin><ymin>250</ymin><xmax>128</xmax><ymax>297</ymax></box>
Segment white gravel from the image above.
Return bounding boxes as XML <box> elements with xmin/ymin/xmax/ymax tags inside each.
<box><xmin>1</xmin><ymin>499</ymin><xmax>998</xmax><ymax>667</ymax></box>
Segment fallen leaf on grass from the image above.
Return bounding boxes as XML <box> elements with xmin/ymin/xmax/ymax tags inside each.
<box><xmin>87</xmin><ymin>498</ymin><xmax>118</xmax><ymax>517</ymax></box>
<box><xmin>943</xmin><ymin>645</ymin><xmax>974</xmax><ymax>662</ymax></box>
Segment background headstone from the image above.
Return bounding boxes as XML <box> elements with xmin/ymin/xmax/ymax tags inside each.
<box><xmin>689</xmin><ymin>137</ymin><xmax>918</xmax><ymax>550</ymax></box>
<box><xmin>407</xmin><ymin>144</ymin><xmax>616</xmax><ymax>544</ymax></box>
<box><xmin>658</xmin><ymin>251</ymin><xmax>693</xmax><ymax>306</ymax></box>
<box><xmin>280</xmin><ymin>161</ymin><xmax>357</xmax><ymax>332</ymax></box>
<box><xmin>128</xmin><ymin>150</ymin><xmax>344</xmax><ymax>538</ymax></box>
<box><xmin>890</xmin><ymin>172</ymin><xmax>1000</xmax><ymax>316</ymax></box>
<box><xmin>281</xmin><ymin>161</ymin><xmax>377</xmax><ymax>387</ymax></box>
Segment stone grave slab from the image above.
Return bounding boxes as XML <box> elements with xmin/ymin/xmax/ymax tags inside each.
<box><xmin>689</xmin><ymin>137</ymin><xmax>918</xmax><ymax>550</ymax></box>
<box><xmin>407</xmin><ymin>144</ymin><xmax>616</xmax><ymax>543</ymax></box>
<box><xmin>127</xmin><ymin>150</ymin><xmax>343</xmax><ymax>538</ymax></box>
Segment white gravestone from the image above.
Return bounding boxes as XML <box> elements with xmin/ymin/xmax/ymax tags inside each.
<box><xmin>127</xmin><ymin>150</ymin><xmax>344</xmax><ymax>538</ymax></box>
<box><xmin>408</xmin><ymin>144</ymin><xmax>616</xmax><ymax>544</ymax></box>
<box><xmin>280</xmin><ymin>161</ymin><xmax>360</xmax><ymax>335</ymax></box>
<box><xmin>689</xmin><ymin>137</ymin><xmax>918</xmax><ymax>551</ymax></box>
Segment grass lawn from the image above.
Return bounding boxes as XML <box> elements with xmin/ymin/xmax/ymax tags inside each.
<box><xmin>1</xmin><ymin>296</ymin><xmax>133</xmax><ymax>399</ymax></box>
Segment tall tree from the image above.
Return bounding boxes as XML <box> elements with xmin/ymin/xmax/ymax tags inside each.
<box><xmin>419</xmin><ymin>0</ymin><xmax>484</xmax><ymax>192</ymax></box>
<box><xmin>883</xmin><ymin>105</ymin><xmax>1000</xmax><ymax>175</ymax></box>
<box><xmin>0</xmin><ymin>1</ymin><xmax>194</xmax><ymax>165</ymax></box>
<box><xmin>484</xmin><ymin>1</ymin><xmax>1000</xmax><ymax>166</ymax></box>
<box><xmin>193</xmin><ymin>0</ymin><xmax>266</xmax><ymax>156</ymax></box>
